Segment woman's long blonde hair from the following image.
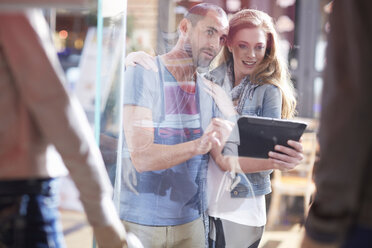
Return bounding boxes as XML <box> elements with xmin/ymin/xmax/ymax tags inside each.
<box><xmin>217</xmin><ymin>9</ymin><xmax>296</xmax><ymax>118</ymax></box>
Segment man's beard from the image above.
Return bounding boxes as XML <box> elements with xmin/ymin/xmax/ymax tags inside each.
<box><xmin>183</xmin><ymin>43</ymin><xmax>216</xmax><ymax>68</ymax></box>
<box><xmin>196</xmin><ymin>48</ymin><xmax>216</xmax><ymax>68</ymax></box>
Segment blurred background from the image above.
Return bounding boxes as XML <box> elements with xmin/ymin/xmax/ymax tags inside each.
<box><xmin>6</xmin><ymin>0</ymin><xmax>332</xmax><ymax>247</ymax></box>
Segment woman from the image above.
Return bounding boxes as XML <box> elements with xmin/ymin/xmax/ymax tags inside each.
<box><xmin>205</xmin><ymin>9</ymin><xmax>299</xmax><ymax>248</ymax></box>
<box><xmin>125</xmin><ymin>9</ymin><xmax>302</xmax><ymax>248</ymax></box>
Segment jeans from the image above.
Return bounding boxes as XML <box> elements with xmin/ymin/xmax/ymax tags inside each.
<box><xmin>0</xmin><ymin>178</ymin><xmax>65</xmax><ymax>248</ymax></box>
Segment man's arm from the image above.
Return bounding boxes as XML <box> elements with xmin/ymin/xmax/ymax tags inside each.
<box><xmin>124</xmin><ymin>105</ymin><xmax>230</xmax><ymax>172</ymax></box>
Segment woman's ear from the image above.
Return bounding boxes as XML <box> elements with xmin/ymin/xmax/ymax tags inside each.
<box><xmin>227</xmin><ymin>44</ymin><xmax>233</xmax><ymax>53</ymax></box>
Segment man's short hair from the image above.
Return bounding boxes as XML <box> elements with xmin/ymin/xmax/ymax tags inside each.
<box><xmin>185</xmin><ymin>3</ymin><xmax>227</xmax><ymax>26</ymax></box>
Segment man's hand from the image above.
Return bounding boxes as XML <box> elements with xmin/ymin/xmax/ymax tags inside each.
<box><xmin>194</xmin><ymin>118</ymin><xmax>235</xmax><ymax>155</ymax></box>
<box><xmin>268</xmin><ymin>139</ymin><xmax>304</xmax><ymax>171</ymax></box>
<box><xmin>125</xmin><ymin>51</ymin><xmax>158</xmax><ymax>72</ymax></box>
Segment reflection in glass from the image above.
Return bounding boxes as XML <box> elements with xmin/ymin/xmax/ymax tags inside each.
<box><xmin>119</xmin><ymin>4</ymin><xmax>305</xmax><ymax>248</ymax></box>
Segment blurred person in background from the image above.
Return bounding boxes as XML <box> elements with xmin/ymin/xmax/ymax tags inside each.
<box><xmin>301</xmin><ymin>0</ymin><xmax>372</xmax><ymax>248</ymax></box>
<box><xmin>0</xmin><ymin>6</ymin><xmax>135</xmax><ymax>248</ymax></box>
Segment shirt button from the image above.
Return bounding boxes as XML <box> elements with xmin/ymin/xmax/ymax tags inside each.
<box><xmin>233</xmin><ymin>191</ymin><xmax>238</xmax><ymax>196</ymax></box>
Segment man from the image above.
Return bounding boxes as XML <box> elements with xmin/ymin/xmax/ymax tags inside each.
<box><xmin>120</xmin><ymin>3</ymin><xmax>233</xmax><ymax>247</ymax></box>
<box><xmin>301</xmin><ymin>0</ymin><xmax>372</xmax><ymax>247</ymax></box>
<box><xmin>0</xmin><ymin>9</ymin><xmax>129</xmax><ymax>248</ymax></box>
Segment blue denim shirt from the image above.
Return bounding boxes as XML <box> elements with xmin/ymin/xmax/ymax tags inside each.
<box><xmin>205</xmin><ymin>61</ymin><xmax>282</xmax><ymax>198</ymax></box>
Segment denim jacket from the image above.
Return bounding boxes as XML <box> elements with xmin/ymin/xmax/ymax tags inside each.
<box><xmin>205</xmin><ymin>61</ymin><xmax>282</xmax><ymax>198</ymax></box>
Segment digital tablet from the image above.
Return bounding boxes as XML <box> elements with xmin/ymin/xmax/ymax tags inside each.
<box><xmin>237</xmin><ymin>116</ymin><xmax>307</xmax><ymax>158</ymax></box>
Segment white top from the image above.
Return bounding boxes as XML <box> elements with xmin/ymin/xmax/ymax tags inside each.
<box><xmin>207</xmin><ymin>158</ymin><xmax>266</xmax><ymax>227</ymax></box>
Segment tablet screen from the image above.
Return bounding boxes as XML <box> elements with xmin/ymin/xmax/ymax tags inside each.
<box><xmin>237</xmin><ymin>116</ymin><xmax>307</xmax><ymax>158</ymax></box>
